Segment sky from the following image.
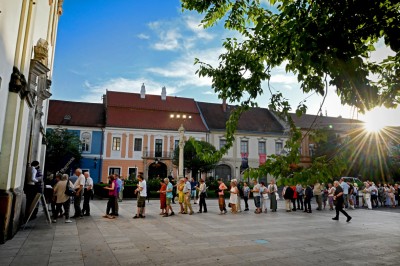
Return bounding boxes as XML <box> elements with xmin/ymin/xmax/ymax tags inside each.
<box><xmin>52</xmin><ymin>0</ymin><xmax>400</xmax><ymax>126</ymax></box>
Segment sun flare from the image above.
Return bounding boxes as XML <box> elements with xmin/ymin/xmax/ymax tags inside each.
<box><xmin>362</xmin><ymin>107</ymin><xmax>394</xmax><ymax>133</ymax></box>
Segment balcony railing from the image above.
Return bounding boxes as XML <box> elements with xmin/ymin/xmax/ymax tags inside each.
<box><xmin>142</xmin><ymin>151</ymin><xmax>173</xmax><ymax>159</ymax></box>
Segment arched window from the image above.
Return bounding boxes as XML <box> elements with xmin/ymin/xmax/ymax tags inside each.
<box><xmin>81</xmin><ymin>132</ymin><xmax>91</xmax><ymax>152</ymax></box>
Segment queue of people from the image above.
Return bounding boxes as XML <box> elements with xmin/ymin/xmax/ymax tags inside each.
<box><xmin>43</xmin><ymin>168</ymin><xmax>398</xmax><ymax>224</ymax></box>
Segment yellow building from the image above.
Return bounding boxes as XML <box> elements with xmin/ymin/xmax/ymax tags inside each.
<box><xmin>0</xmin><ymin>0</ymin><xmax>64</xmax><ymax>243</ymax></box>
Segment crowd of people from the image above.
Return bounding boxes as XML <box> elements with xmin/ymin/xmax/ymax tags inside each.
<box><xmin>30</xmin><ymin>161</ymin><xmax>398</xmax><ymax>224</ymax></box>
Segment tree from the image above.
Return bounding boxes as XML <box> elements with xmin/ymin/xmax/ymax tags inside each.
<box><xmin>182</xmin><ymin>0</ymin><xmax>399</xmax><ymax>183</ymax></box>
<box><xmin>45</xmin><ymin>128</ymin><xmax>82</xmax><ymax>176</ymax></box>
<box><xmin>173</xmin><ymin>139</ymin><xmax>218</xmax><ymax>179</ymax></box>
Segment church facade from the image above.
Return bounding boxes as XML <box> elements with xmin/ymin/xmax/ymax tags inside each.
<box><xmin>0</xmin><ymin>0</ymin><xmax>64</xmax><ymax>243</ymax></box>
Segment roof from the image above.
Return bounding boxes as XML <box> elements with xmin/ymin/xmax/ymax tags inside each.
<box><xmin>197</xmin><ymin>102</ymin><xmax>284</xmax><ymax>133</ymax></box>
<box><xmin>105</xmin><ymin>91</ymin><xmax>208</xmax><ymax>132</ymax></box>
<box><xmin>290</xmin><ymin>113</ymin><xmax>363</xmax><ymax>132</ymax></box>
<box><xmin>47</xmin><ymin>100</ymin><xmax>105</xmax><ymax>127</ymax></box>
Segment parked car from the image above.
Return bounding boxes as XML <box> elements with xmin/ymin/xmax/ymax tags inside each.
<box><xmin>341</xmin><ymin>177</ymin><xmax>364</xmax><ymax>188</ymax></box>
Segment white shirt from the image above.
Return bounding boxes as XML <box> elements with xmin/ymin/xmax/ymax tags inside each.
<box><xmin>139</xmin><ymin>180</ymin><xmax>147</xmax><ymax>197</ymax></box>
<box><xmin>74</xmin><ymin>174</ymin><xmax>85</xmax><ymax>189</ymax></box>
<box><xmin>85</xmin><ymin>177</ymin><xmax>93</xmax><ymax>190</ymax></box>
<box><xmin>183</xmin><ymin>181</ymin><xmax>191</xmax><ymax>193</ymax></box>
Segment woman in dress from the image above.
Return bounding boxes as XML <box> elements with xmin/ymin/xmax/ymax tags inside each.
<box><xmin>388</xmin><ymin>184</ymin><xmax>396</xmax><ymax>208</ymax></box>
<box><xmin>217</xmin><ymin>178</ymin><xmax>228</xmax><ymax>214</ymax></box>
<box><xmin>268</xmin><ymin>179</ymin><xmax>278</xmax><ymax>212</ymax></box>
<box><xmin>384</xmin><ymin>184</ymin><xmax>390</xmax><ymax>207</ymax></box>
<box><xmin>158</xmin><ymin>180</ymin><xmax>167</xmax><ymax>215</ymax></box>
<box><xmin>327</xmin><ymin>183</ymin><xmax>335</xmax><ymax>210</ymax></box>
<box><xmin>229</xmin><ymin>181</ymin><xmax>238</xmax><ymax>214</ymax></box>
<box><xmin>321</xmin><ymin>183</ymin><xmax>328</xmax><ymax>210</ymax></box>
<box><xmin>177</xmin><ymin>178</ymin><xmax>185</xmax><ymax>213</ymax></box>
<box><xmin>260</xmin><ymin>182</ymin><xmax>269</xmax><ymax>213</ymax></box>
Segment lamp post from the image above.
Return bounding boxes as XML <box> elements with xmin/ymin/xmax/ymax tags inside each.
<box><xmin>170</xmin><ymin>113</ymin><xmax>192</xmax><ymax>178</ymax></box>
<box><xmin>178</xmin><ymin>124</ymin><xmax>185</xmax><ymax>178</ymax></box>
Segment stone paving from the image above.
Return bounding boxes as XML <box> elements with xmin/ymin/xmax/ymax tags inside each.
<box><xmin>1</xmin><ymin>199</ymin><xmax>399</xmax><ymax>266</ymax></box>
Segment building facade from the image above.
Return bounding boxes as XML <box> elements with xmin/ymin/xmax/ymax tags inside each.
<box><xmin>101</xmin><ymin>88</ymin><xmax>208</xmax><ymax>182</ymax></box>
<box><xmin>47</xmin><ymin>100</ymin><xmax>105</xmax><ymax>183</ymax></box>
<box><xmin>0</xmin><ymin>0</ymin><xmax>64</xmax><ymax>243</ymax></box>
<box><xmin>197</xmin><ymin>101</ymin><xmax>288</xmax><ymax>181</ymax></box>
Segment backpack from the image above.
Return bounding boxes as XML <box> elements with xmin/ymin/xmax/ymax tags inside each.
<box><xmin>65</xmin><ymin>179</ymin><xmax>75</xmax><ymax>196</ymax></box>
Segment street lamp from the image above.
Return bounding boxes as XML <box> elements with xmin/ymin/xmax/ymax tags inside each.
<box><xmin>170</xmin><ymin>113</ymin><xmax>192</xmax><ymax>178</ymax></box>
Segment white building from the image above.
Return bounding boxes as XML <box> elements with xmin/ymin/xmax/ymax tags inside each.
<box><xmin>0</xmin><ymin>0</ymin><xmax>64</xmax><ymax>242</ymax></box>
<box><xmin>197</xmin><ymin>101</ymin><xmax>288</xmax><ymax>181</ymax></box>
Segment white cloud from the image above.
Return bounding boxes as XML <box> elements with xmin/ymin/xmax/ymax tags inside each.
<box><xmin>81</xmin><ymin>78</ymin><xmax>179</xmax><ymax>103</ymax></box>
<box><xmin>137</xmin><ymin>33</ymin><xmax>150</xmax><ymax>40</ymax></box>
<box><xmin>152</xmin><ymin>29</ymin><xmax>182</xmax><ymax>51</ymax></box>
<box><xmin>184</xmin><ymin>15</ymin><xmax>214</xmax><ymax>40</ymax></box>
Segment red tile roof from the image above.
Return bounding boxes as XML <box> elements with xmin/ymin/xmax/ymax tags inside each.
<box><xmin>106</xmin><ymin>91</ymin><xmax>208</xmax><ymax>132</ymax></box>
<box><xmin>290</xmin><ymin>113</ymin><xmax>363</xmax><ymax>132</ymax></box>
<box><xmin>197</xmin><ymin>102</ymin><xmax>284</xmax><ymax>133</ymax></box>
<box><xmin>47</xmin><ymin>100</ymin><xmax>105</xmax><ymax>127</ymax></box>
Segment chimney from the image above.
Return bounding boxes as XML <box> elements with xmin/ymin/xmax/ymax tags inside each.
<box><xmin>161</xmin><ymin>86</ymin><xmax>166</xmax><ymax>101</ymax></box>
<box><xmin>222</xmin><ymin>98</ymin><xmax>227</xmax><ymax>112</ymax></box>
<box><xmin>140</xmin><ymin>83</ymin><xmax>146</xmax><ymax>99</ymax></box>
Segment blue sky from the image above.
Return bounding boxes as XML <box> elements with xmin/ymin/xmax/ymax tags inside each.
<box><xmin>52</xmin><ymin>0</ymin><xmax>400</xmax><ymax>126</ymax></box>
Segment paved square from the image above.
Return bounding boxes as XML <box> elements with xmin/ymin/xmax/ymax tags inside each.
<box><xmin>1</xmin><ymin>199</ymin><xmax>399</xmax><ymax>265</ymax></box>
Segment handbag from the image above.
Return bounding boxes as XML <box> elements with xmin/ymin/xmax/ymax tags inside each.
<box><xmin>65</xmin><ymin>178</ymin><xmax>76</xmax><ymax>196</ymax></box>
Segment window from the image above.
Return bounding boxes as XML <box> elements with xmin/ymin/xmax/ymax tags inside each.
<box><xmin>112</xmin><ymin>137</ymin><xmax>121</xmax><ymax>151</ymax></box>
<box><xmin>155</xmin><ymin>139</ymin><xmax>162</xmax><ymax>157</ymax></box>
<box><xmin>81</xmin><ymin>132</ymin><xmax>91</xmax><ymax>152</ymax></box>
<box><xmin>109</xmin><ymin>167</ymin><xmax>121</xmax><ymax>176</ymax></box>
<box><xmin>219</xmin><ymin>139</ymin><xmax>226</xmax><ymax>150</ymax></box>
<box><xmin>134</xmin><ymin>138</ymin><xmax>142</xmax><ymax>151</ymax></box>
<box><xmin>258</xmin><ymin>141</ymin><xmax>266</xmax><ymax>154</ymax></box>
<box><xmin>240</xmin><ymin>140</ymin><xmax>248</xmax><ymax>154</ymax></box>
<box><xmin>174</xmin><ymin>140</ymin><xmax>179</xmax><ymax>150</ymax></box>
<box><xmin>128</xmin><ymin>167</ymin><xmax>137</xmax><ymax>180</ymax></box>
<box><xmin>275</xmin><ymin>141</ymin><xmax>283</xmax><ymax>155</ymax></box>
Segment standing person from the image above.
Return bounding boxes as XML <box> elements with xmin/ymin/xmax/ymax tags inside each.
<box><xmin>157</xmin><ymin>180</ymin><xmax>167</xmax><ymax>215</ymax></box>
<box><xmin>304</xmin><ymin>184</ymin><xmax>313</xmax><ymax>213</ymax></box>
<box><xmin>291</xmin><ymin>185</ymin><xmax>297</xmax><ymax>211</ymax></box>
<box><xmin>217</xmin><ymin>178</ymin><xmax>228</xmax><ymax>214</ymax></box>
<box><xmin>196</xmin><ymin>178</ymin><xmax>207</xmax><ymax>213</ymax></box>
<box><xmin>296</xmin><ymin>183</ymin><xmax>304</xmax><ymax>210</ymax></box>
<box><xmin>332</xmin><ymin>181</ymin><xmax>352</xmax><ymax>222</ymax></box>
<box><xmin>268</xmin><ymin>179</ymin><xmax>278</xmax><ymax>212</ymax></box>
<box><xmin>340</xmin><ymin>178</ymin><xmax>349</xmax><ymax>209</ymax></box>
<box><xmin>103</xmin><ymin>174</ymin><xmax>117</xmax><ymax>218</ymax></box>
<box><xmin>251</xmin><ymin>179</ymin><xmax>261</xmax><ymax>214</ymax></box>
<box><xmin>363</xmin><ymin>182</ymin><xmax>372</xmax><ymax>210</ymax></box>
<box><xmin>322</xmin><ymin>183</ymin><xmax>328</xmax><ymax>210</ymax></box>
<box><xmin>388</xmin><ymin>184</ymin><xmax>396</xmax><ymax>208</ymax></box>
<box><xmin>328</xmin><ymin>183</ymin><xmax>335</xmax><ymax>210</ymax></box>
<box><xmin>190</xmin><ymin>177</ymin><xmax>198</xmax><ymax>204</ymax></box>
<box><xmin>235</xmin><ymin>180</ymin><xmax>242</xmax><ymax>212</ymax></box>
<box><xmin>229</xmin><ymin>181</ymin><xmax>238</xmax><ymax>214</ymax></box>
<box><xmin>72</xmin><ymin>168</ymin><xmax>85</xmax><ymax>219</ymax></box>
<box><xmin>52</xmin><ymin>174</ymin><xmax>73</xmax><ymax>223</ymax></box>
<box><xmin>282</xmin><ymin>185</ymin><xmax>294</xmax><ymax>212</ymax></box>
<box><xmin>119</xmin><ymin>177</ymin><xmax>125</xmax><ymax>202</ymax></box>
<box><xmin>353</xmin><ymin>183</ymin><xmax>359</xmax><ymax>208</ymax></box>
<box><xmin>260</xmin><ymin>182</ymin><xmax>268</xmax><ymax>213</ymax></box>
<box><xmin>347</xmin><ymin>182</ymin><xmax>355</xmax><ymax>209</ymax></box>
<box><xmin>24</xmin><ymin>161</ymin><xmax>40</xmax><ymax>220</ymax></box>
<box><xmin>113</xmin><ymin>174</ymin><xmax>122</xmax><ymax>216</ymax></box>
<box><xmin>163</xmin><ymin>178</ymin><xmax>175</xmax><ymax>217</ymax></box>
<box><xmin>377</xmin><ymin>183</ymin><xmax>385</xmax><ymax>207</ymax></box>
<box><xmin>370</xmin><ymin>182</ymin><xmax>378</xmax><ymax>208</ymax></box>
<box><xmin>183</xmin><ymin>177</ymin><xmax>194</xmax><ymax>215</ymax></box>
<box><xmin>82</xmin><ymin>172</ymin><xmax>93</xmax><ymax>216</ymax></box>
<box><xmin>242</xmin><ymin>182</ymin><xmax>250</xmax><ymax>211</ymax></box>
<box><xmin>177</xmin><ymin>178</ymin><xmax>185</xmax><ymax>213</ymax></box>
<box><xmin>170</xmin><ymin>177</ymin><xmax>177</xmax><ymax>204</ymax></box>
<box><xmin>133</xmin><ymin>175</ymin><xmax>147</xmax><ymax>218</ymax></box>
<box><xmin>313</xmin><ymin>181</ymin><xmax>322</xmax><ymax>211</ymax></box>
<box><xmin>50</xmin><ymin>174</ymin><xmax>61</xmax><ymax>219</ymax></box>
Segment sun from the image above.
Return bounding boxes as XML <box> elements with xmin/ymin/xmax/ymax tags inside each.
<box><xmin>362</xmin><ymin>107</ymin><xmax>392</xmax><ymax>133</ymax></box>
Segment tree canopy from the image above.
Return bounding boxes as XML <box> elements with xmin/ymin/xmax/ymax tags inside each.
<box><xmin>45</xmin><ymin>128</ymin><xmax>82</xmax><ymax>176</ymax></box>
<box><xmin>182</xmin><ymin>0</ymin><xmax>399</xmax><ymax>183</ymax></box>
